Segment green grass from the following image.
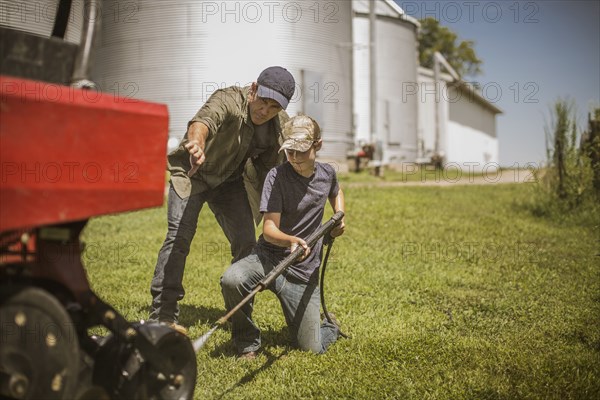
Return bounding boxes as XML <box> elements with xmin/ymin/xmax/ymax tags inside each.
<box><xmin>82</xmin><ymin>183</ymin><xmax>600</xmax><ymax>399</ymax></box>
<box><xmin>336</xmin><ymin>164</ymin><xmax>523</xmax><ymax>182</ymax></box>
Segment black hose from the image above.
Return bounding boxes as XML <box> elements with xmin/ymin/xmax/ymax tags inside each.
<box><xmin>320</xmin><ymin>235</ymin><xmax>349</xmax><ymax>338</ymax></box>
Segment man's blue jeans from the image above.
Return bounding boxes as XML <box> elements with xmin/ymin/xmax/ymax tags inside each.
<box><xmin>220</xmin><ymin>251</ymin><xmax>340</xmax><ymax>354</ymax></box>
<box><xmin>150</xmin><ymin>179</ymin><xmax>256</xmax><ymax>323</ymax></box>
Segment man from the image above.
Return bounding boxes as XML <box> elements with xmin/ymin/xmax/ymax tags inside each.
<box><xmin>150</xmin><ymin>67</ymin><xmax>296</xmax><ymax>334</ymax></box>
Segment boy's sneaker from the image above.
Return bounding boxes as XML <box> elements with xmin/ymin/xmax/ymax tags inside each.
<box><xmin>321</xmin><ymin>312</ymin><xmax>341</xmax><ymax>328</ymax></box>
<box><xmin>322</xmin><ymin>312</ymin><xmax>349</xmax><ymax>338</ymax></box>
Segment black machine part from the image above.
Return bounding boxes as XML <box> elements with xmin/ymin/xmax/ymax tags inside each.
<box><xmin>93</xmin><ymin>323</ymin><xmax>197</xmax><ymax>400</ymax></box>
<box><xmin>0</xmin><ymin>284</ymin><xmax>197</xmax><ymax>400</ymax></box>
<box><xmin>0</xmin><ymin>26</ymin><xmax>78</xmax><ymax>85</ymax></box>
<box><xmin>0</xmin><ymin>286</ymin><xmax>81</xmax><ymax>399</ymax></box>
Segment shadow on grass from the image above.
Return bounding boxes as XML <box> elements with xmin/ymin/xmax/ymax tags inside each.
<box><xmin>209</xmin><ymin>326</ymin><xmax>290</xmax><ymax>358</ymax></box>
<box><xmin>136</xmin><ymin>303</ymin><xmax>224</xmax><ymax>327</ymax></box>
<box><xmin>215</xmin><ymin>348</ymin><xmax>289</xmax><ymax>400</ymax></box>
<box><xmin>178</xmin><ymin>304</ymin><xmax>224</xmax><ymax>327</ymax></box>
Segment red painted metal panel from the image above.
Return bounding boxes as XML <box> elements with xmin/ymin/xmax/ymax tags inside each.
<box><xmin>0</xmin><ymin>76</ymin><xmax>169</xmax><ymax>232</ymax></box>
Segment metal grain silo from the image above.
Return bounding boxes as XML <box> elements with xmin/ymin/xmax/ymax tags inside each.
<box><xmin>352</xmin><ymin>0</ymin><xmax>419</xmax><ymax>165</ymax></box>
<box><xmin>93</xmin><ymin>0</ymin><xmax>353</xmax><ymax>163</ymax></box>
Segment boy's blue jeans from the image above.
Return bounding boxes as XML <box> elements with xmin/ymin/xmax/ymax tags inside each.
<box><xmin>220</xmin><ymin>251</ymin><xmax>340</xmax><ymax>354</ymax></box>
<box><xmin>150</xmin><ymin>180</ymin><xmax>256</xmax><ymax>323</ymax></box>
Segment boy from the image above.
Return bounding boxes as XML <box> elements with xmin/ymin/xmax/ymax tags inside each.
<box><xmin>220</xmin><ymin>115</ymin><xmax>346</xmax><ymax>358</ymax></box>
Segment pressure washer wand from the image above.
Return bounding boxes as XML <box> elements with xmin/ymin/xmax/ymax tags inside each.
<box><xmin>193</xmin><ymin>211</ymin><xmax>344</xmax><ymax>352</ymax></box>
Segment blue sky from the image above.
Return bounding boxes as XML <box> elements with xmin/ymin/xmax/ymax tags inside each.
<box><xmin>395</xmin><ymin>0</ymin><xmax>600</xmax><ymax>167</ymax></box>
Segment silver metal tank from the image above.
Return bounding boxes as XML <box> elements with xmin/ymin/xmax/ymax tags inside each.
<box><xmin>93</xmin><ymin>0</ymin><xmax>353</xmax><ymax>163</ymax></box>
<box><xmin>0</xmin><ymin>0</ymin><xmax>83</xmax><ymax>43</ymax></box>
<box><xmin>353</xmin><ymin>0</ymin><xmax>420</xmax><ymax>164</ymax></box>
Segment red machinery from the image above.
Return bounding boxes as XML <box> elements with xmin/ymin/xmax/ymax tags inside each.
<box><xmin>0</xmin><ymin>6</ymin><xmax>197</xmax><ymax>398</ymax></box>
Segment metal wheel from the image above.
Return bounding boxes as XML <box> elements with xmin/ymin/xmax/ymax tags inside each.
<box><xmin>0</xmin><ymin>286</ymin><xmax>80</xmax><ymax>399</ymax></box>
<box><xmin>94</xmin><ymin>323</ymin><xmax>196</xmax><ymax>400</ymax></box>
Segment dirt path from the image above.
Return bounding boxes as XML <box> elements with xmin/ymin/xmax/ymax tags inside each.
<box><xmin>344</xmin><ymin>169</ymin><xmax>537</xmax><ymax>188</ymax></box>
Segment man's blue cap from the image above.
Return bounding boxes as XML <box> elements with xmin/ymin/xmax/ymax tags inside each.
<box><xmin>257</xmin><ymin>66</ymin><xmax>295</xmax><ymax>110</ymax></box>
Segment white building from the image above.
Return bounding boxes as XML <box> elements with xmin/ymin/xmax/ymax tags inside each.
<box><xmin>417</xmin><ymin>67</ymin><xmax>502</xmax><ymax>168</ymax></box>
<box><xmin>352</xmin><ymin>0</ymin><xmax>500</xmax><ymax>169</ymax></box>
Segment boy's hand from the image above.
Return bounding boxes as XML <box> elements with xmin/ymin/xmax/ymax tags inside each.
<box><xmin>330</xmin><ymin>219</ymin><xmax>346</xmax><ymax>237</ymax></box>
<box><xmin>290</xmin><ymin>237</ymin><xmax>310</xmax><ymax>261</ymax></box>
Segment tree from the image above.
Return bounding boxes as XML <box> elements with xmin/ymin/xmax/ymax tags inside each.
<box><xmin>418</xmin><ymin>18</ymin><xmax>483</xmax><ymax>78</ymax></box>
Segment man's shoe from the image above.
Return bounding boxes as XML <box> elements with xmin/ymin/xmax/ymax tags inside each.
<box><xmin>237</xmin><ymin>351</ymin><xmax>258</xmax><ymax>360</ymax></box>
<box><xmin>160</xmin><ymin>321</ymin><xmax>188</xmax><ymax>335</ymax></box>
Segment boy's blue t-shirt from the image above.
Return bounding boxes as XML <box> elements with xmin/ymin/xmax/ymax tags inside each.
<box><xmin>257</xmin><ymin>161</ymin><xmax>339</xmax><ymax>282</ymax></box>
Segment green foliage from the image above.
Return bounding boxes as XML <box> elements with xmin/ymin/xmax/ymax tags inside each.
<box><xmin>582</xmin><ymin>108</ymin><xmax>600</xmax><ymax>194</ymax></box>
<box><xmin>418</xmin><ymin>17</ymin><xmax>483</xmax><ymax>78</ymax></box>
<box><xmin>527</xmin><ymin>101</ymin><xmax>600</xmax><ymax>223</ymax></box>
<box><xmin>83</xmin><ymin>183</ymin><xmax>599</xmax><ymax>399</ymax></box>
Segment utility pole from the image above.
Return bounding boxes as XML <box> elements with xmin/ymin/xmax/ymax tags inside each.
<box><xmin>369</xmin><ymin>1</ymin><xmax>383</xmax><ymax>176</ymax></box>
<box><xmin>432</xmin><ymin>52</ymin><xmax>460</xmax><ymax>168</ymax></box>
<box><xmin>369</xmin><ymin>0</ymin><xmax>377</xmax><ymax>145</ymax></box>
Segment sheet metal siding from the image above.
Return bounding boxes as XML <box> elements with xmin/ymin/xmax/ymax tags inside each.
<box><xmin>417</xmin><ymin>72</ymin><xmax>448</xmax><ymax>160</ymax></box>
<box><xmin>417</xmin><ymin>73</ymin><xmax>437</xmax><ymax>159</ymax></box>
<box><xmin>94</xmin><ymin>0</ymin><xmax>352</xmax><ymax>161</ymax></box>
<box><xmin>353</xmin><ymin>7</ymin><xmax>419</xmax><ymax>163</ymax></box>
<box><xmin>447</xmin><ymin>121</ymin><xmax>499</xmax><ymax>166</ymax></box>
<box><xmin>0</xmin><ymin>0</ymin><xmax>83</xmax><ymax>43</ymax></box>
<box><xmin>418</xmin><ymin>72</ymin><xmax>499</xmax><ymax>166</ymax></box>
<box><xmin>376</xmin><ymin>16</ymin><xmax>418</xmax><ymax>163</ymax></box>
<box><xmin>352</xmin><ymin>16</ymin><xmax>370</xmax><ymax>143</ymax></box>
<box><xmin>448</xmin><ymin>86</ymin><xmax>497</xmax><ymax>138</ymax></box>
